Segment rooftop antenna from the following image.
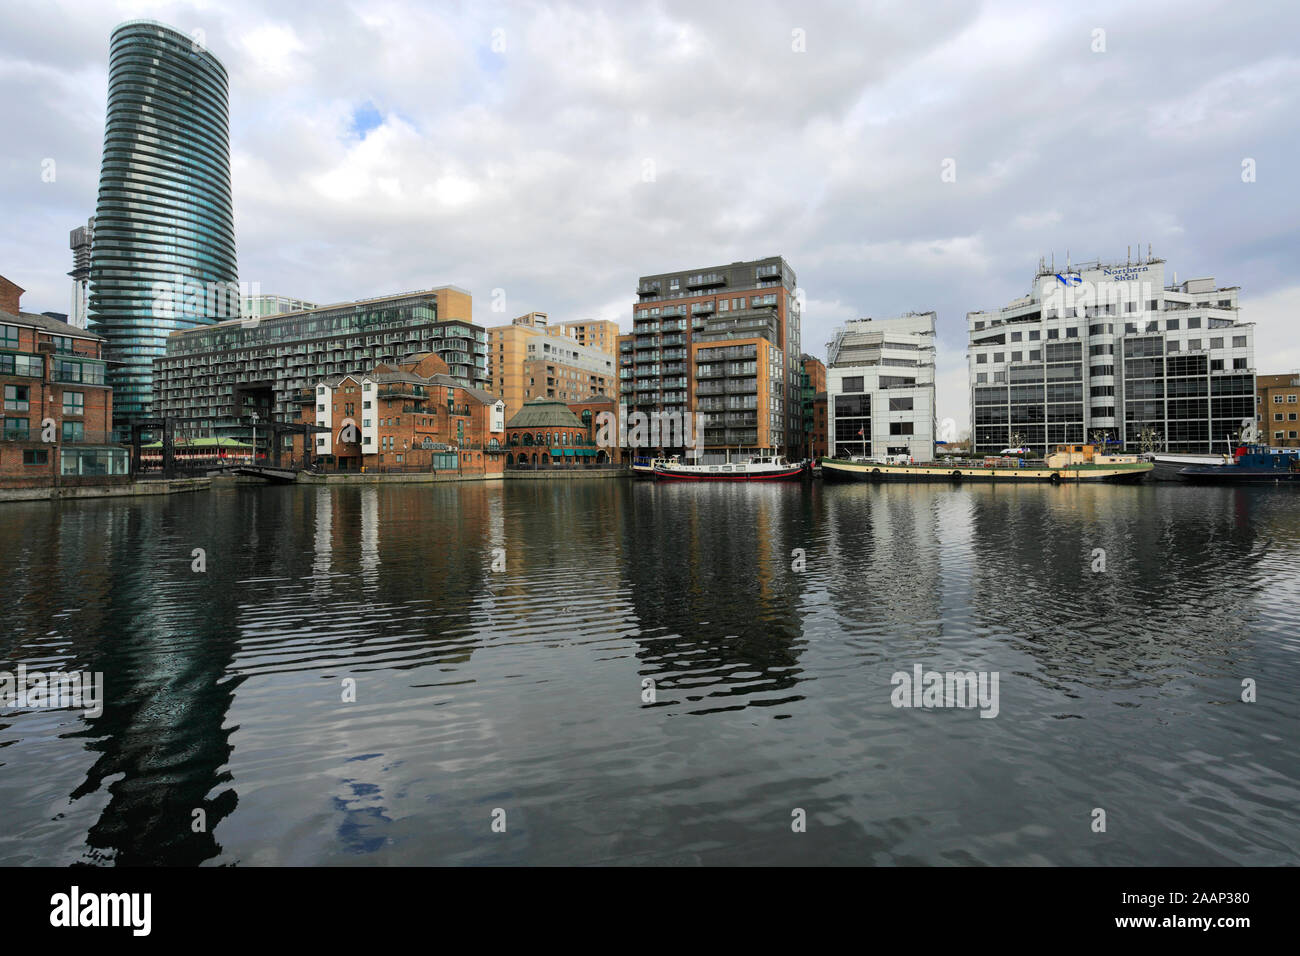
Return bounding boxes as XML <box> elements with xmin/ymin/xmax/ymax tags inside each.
<box><xmin>1066</xmin><ymin>249</ymin><xmax>1071</xmax><ymax>272</ymax></box>
<box><xmin>1147</xmin><ymin>242</ymin><xmax>1152</xmax><ymax>263</ymax></box>
<box><xmin>1127</xmin><ymin>245</ymin><xmax>1131</xmax><ymax>266</ymax></box>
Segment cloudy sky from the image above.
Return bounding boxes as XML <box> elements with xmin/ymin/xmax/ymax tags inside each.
<box><xmin>3</xmin><ymin>0</ymin><xmax>1298</xmax><ymax>432</ymax></box>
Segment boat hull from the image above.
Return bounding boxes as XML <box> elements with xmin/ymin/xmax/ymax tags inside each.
<box><xmin>819</xmin><ymin>458</ymin><xmax>1152</xmax><ymax>483</ymax></box>
<box><xmin>1178</xmin><ymin>467</ymin><xmax>1300</xmax><ymax>484</ymax></box>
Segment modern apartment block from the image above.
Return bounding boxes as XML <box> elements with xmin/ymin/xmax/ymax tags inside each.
<box><xmin>241</xmin><ymin>293</ymin><xmax>318</xmax><ymax>319</ymax></box>
<box><xmin>968</xmin><ymin>255</ymin><xmax>1254</xmax><ymax>456</ymax></box>
<box><xmin>488</xmin><ymin>316</ymin><xmax>617</xmax><ymax>421</ymax></box>
<box><xmin>557</xmin><ymin>319</ymin><xmax>620</xmax><ymax>355</ymax></box>
<box><xmin>825</xmin><ymin>313</ymin><xmax>937</xmax><ymax>461</ymax></box>
<box><xmin>630</xmin><ymin>256</ymin><xmax>801</xmax><ymax>457</ymax></box>
<box><xmin>89</xmin><ymin>20</ymin><xmax>238</xmax><ymax>437</ymax></box>
<box><xmin>1257</xmin><ymin>372</ymin><xmax>1300</xmax><ymax>447</ymax></box>
<box><xmin>154</xmin><ymin>286</ymin><xmax>487</xmax><ymax>440</ymax></box>
<box><xmin>0</xmin><ymin>275</ymin><xmax>126</xmax><ymax>484</ymax></box>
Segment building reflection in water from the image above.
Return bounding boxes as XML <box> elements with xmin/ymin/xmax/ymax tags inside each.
<box><xmin>617</xmin><ymin>482</ymin><xmax>810</xmax><ymax>715</ymax></box>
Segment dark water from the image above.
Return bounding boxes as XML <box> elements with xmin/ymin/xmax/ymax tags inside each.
<box><xmin>1</xmin><ymin>479</ymin><xmax>1297</xmax><ymax>866</ymax></box>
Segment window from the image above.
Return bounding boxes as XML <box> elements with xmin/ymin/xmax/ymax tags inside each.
<box><xmin>841</xmin><ymin>376</ymin><xmax>864</xmax><ymax>392</ymax></box>
<box><xmin>62</xmin><ymin>421</ymin><xmax>84</xmax><ymax>442</ymax></box>
<box><xmin>5</xmin><ymin>418</ymin><xmax>30</xmax><ymax>438</ymax></box>
<box><xmin>889</xmin><ymin>397</ymin><xmax>914</xmax><ymax>411</ymax></box>
<box><xmin>1029</xmin><ymin>330</ymin><xmax>1040</xmax><ymax>341</ymax></box>
<box><xmin>1233</xmin><ymin>358</ymin><xmax>1247</xmax><ymax>370</ymax></box>
<box><xmin>1188</xmin><ymin>317</ymin><xmax>1201</xmax><ymax>329</ymax></box>
<box><xmin>1066</xmin><ymin>328</ymin><xmax>1079</xmax><ymax>338</ymax></box>
<box><xmin>1210</xmin><ymin>359</ymin><xmax>1224</xmax><ymax>371</ymax></box>
<box><xmin>1047</xmin><ymin>329</ymin><xmax>1059</xmax><ymax>339</ymax></box>
<box><xmin>976</xmin><ymin>354</ymin><xmax>987</xmax><ymax>364</ymax></box>
<box><xmin>1289</xmin><ymin>395</ymin><xmax>1298</xmax><ymax>403</ymax></box>
<box><xmin>23</xmin><ymin>449</ymin><xmax>48</xmax><ymax>465</ymax></box>
<box><xmin>1274</xmin><ymin>395</ymin><xmax>1285</xmax><ymax>404</ymax></box>
<box><xmin>1011</xmin><ymin>331</ymin><xmax>1022</xmax><ymax>342</ymax></box>
<box><xmin>993</xmin><ymin>353</ymin><xmax>1004</xmax><ymax>363</ymax></box>
<box><xmin>4</xmin><ymin>385</ymin><xmax>29</xmax><ymax>411</ymax></box>
<box><xmin>888</xmin><ymin>421</ymin><xmax>914</xmax><ymax>435</ymax></box>
<box><xmin>1189</xmin><ymin>339</ymin><xmax>1201</xmax><ymax>350</ymax></box>
<box><xmin>0</xmin><ymin>354</ymin><xmax>42</xmax><ymax>377</ymax></box>
<box><xmin>1166</xmin><ymin>319</ymin><xmax>1179</xmax><ymax>330</ymax></box>
<box><xmin>62</xmin><ymin>391</ymin><xmax>83</xmax><ymax>416</ymax></box>
<box><xmin>1233</xmin><ymin>335</ymin><xmax>1247</xmax><ymax>348</ymax></box>
<box><xmin>976</xmin><ymin>373</ymin><xmax>987</xmax><ymax>383</ymax></box>
<box><xmin>1012</xmin><ymin>352</ymin><xmax>1022</xmax><ymax>362</ymax></box>
<box><xmin>0</xmin><ymin>325</ymin><xmax>20</xmax><ymax>349</ymax></box>
<box><xmin>1210</xmin><ymin>337</ymin><xmax>1223</xmax><ymax>349</ymax></box>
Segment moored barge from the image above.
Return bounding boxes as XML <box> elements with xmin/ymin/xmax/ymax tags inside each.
<box><xmin>820</xmin><ymin>443</ymin><xmax>1152</xmax><ymax>483</ymax></box>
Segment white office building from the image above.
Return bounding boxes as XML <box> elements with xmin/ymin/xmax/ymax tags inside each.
<box><xmin>826</xmin><ymin>312</ymin><xmax>937</xmax><ymax>461</ymax></box>
<box><xmin>968</xmin><ymin>254</ymin><xmax>1254</xmax><ymax>456</ymax></box>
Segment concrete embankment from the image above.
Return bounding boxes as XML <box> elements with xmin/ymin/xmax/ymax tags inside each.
<box><xmin>0</xmin><ymin>477</ymin><xmax>211</xmax><ymax>503</ymax></box>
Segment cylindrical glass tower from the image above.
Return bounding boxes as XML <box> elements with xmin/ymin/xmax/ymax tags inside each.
<box><xmin>89</xmin><ymin>20</ymin><xmax>237</xmax><ymax>438</ymax></box>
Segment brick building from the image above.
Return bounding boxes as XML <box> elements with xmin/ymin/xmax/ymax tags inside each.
<box><xmin>488</xmin><ymin>314</ymin><xmax>618</xmax><ymax>421</ymax></box>
<box><xmin>294</xmin><ymin>352</ymin><xmax>506</xmax><ymax>474</ymax></box>
<box><xmin>504</xmin><ymin>397</ymin><xmax>610</xmax><ymax>467</ymax></box>
<box><xmin>566</xmin><ymin>394</ymin><xmax>623</xmax><ymax>464</ymax></box>
<box><xmin>800</xmin><ymin>354</ymin><xmax>827</xmax><ymax>459</ymax></box>
<box><xmin>810</xmin><ymin>391</ymin><xmax>828</xmax><ymax>460</ymax></box>
<box><xmin>1</xmin><ymin>275</ymin><xmax>125</xmax><ymax>487</ymax></box>
<box><xmin>1257</xmin><ymin>372</ymin><xmax>1300</xmax><ymax>447</ymax></box>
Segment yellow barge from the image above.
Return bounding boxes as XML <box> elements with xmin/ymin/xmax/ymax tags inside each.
<box><xmin>820</xmin><ymin>444</ymin><xmax>1153</xmax><ymax>484</ymax></box>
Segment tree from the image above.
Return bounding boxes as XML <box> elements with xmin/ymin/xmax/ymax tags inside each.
<box><xmin>1137</xmin><ymin>426</ymin><xmax>1163</xmax><ymax>456</ymax></box>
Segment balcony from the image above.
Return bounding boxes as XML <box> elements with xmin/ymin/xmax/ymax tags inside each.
<box><xmin>687</xmin><ymin>272</ymin><xmax>726</xmax><ymax>289</ymax></box>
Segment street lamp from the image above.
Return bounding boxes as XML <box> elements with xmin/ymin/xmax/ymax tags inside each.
<box><xmin>250</xmin><ymin>411</ymin><xmax>259</xmax><ymax>463</ymax></box>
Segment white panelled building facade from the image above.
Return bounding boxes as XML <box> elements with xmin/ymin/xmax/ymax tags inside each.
<box><xmin>825</xmin><ymin>313</ymin><xmax>937</xmax><ymax>461</ymax></box>
<box><xmin>968</xmin><ymin>255</ymin><xmax>1254</xmax><ymax>456</ymax></box>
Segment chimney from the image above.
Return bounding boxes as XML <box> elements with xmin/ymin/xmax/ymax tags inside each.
<box><xmin>0</xmin><ymin>275</ymin><xmax>23</xmax><ymax>316</ymax></box>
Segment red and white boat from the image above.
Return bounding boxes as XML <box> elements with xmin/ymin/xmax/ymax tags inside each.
<box><xmin>654</xmin><ymin>454</ymin><xmax>807</xmax><ymax>481</ymax></box>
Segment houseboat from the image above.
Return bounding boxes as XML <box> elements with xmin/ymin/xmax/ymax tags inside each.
<box><xmin>820</xmin><ymin>443</ymin><xmax>1152</xmax><ymax>483</ymax></box>
<box><xmin>654</xmin><ymin>455</ymin><xmax>808</xmax><ymax>481</ymax></box>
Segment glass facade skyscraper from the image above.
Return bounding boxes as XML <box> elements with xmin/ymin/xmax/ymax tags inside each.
<box><xmin>89</xmin><ymin>20</ymin><xmax>237</xmax><ymax>437</ymax></box>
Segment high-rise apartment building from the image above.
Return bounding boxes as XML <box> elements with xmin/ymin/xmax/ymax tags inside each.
<box><xmin>968</xmin><ymin>255</ymin><xmax>1253</xmax><ymax>456</ymax></box>
<box><xmin>555</xmin><ymin>319</ymin><xmax>620</xmax><ymax>355</ymax></box>
<box><xmin>88</xmin><ymin>20</ymin><xmax>238</xmax><ymax>437</ymax></box>
<box><xmin>825</xmin><ymin>313</ymin><xmax>937</xmax><ymax>461</ymax></box>
<box><xmin>488</xmin><ymin>316</ymin><xmax>617</xmax><ymax>420</ymax></box>
<box><xmin>630</xmin><ymin>256</ymin><xmax>800</xmax><ymax>457</ymax></box>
